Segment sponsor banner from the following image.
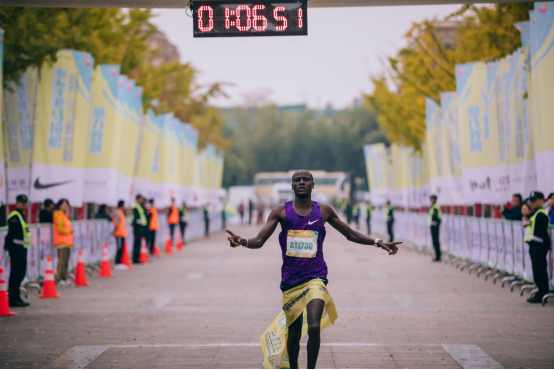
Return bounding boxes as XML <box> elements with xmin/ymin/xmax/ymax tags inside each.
<box><xmin>0</xmin><ymin>28</ymin><xmax>5</xmax><ymax>205</ymax></box>
<box><xmin>439</xmin><ymin>92</ymin><xmax>464</xmax><ymax>205</ymax></box>
<box><xmin>31</xmin><ymin>50</ymin><xmax>94</xmax><ymax>206</ymax></box>
<box><xmin>133</xmin><ymin>108</ymin><xmax>162</xmax><ymax>204</ymax></box>
<box><xmin>530</xmin><ymin>2</ymin><xmax>554</xmax><ymax>192</ymax></box>
<box><xmin>83</xmin><ymin>65</ymin><xmax>124</xmax><ymax>206</ymax></box>
<box><xmin>363</xmin><ymin>143</ymin><xmax>390</xmax><ymax>206</ymax></box>
<box><xmin>456</xmin><ymin>62</ymin><xmax>492</xmax><ymax>204</ymax></box>
<box><xmin>3</xmin><ymin>68</ymin><xmax>38</xmax><ymax>203</ymax></box>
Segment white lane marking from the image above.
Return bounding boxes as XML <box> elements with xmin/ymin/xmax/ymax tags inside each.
<box><xmin>49</xmin><ymin>343</ymin><xmax>503</xmax><ymax>369</ymax></box>
<box><xmin>47</xmin><ymin>345</ymin><xmax>110</xmax><ymax>369</ymax></box>
<box><xmin>442</xmin><ymin>344</ymin><xmax>504</xmax><ymax>369</ymax></box>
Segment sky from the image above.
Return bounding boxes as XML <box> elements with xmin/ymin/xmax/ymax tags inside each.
<box><xmin>151</xmin><ymin>4</ymin><xmax>461</xmax><ymax>109</ymax></box>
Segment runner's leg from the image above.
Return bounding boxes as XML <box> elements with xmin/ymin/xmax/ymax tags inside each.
<box><xmin>306</xmin><ymin>298</ymin><xmax>325</xmax><ymax>369</ymax></box>
<box><xmin>287</xmin><ymin>312</ymin><xmax>303</xmax><ymax>369</ymax></box>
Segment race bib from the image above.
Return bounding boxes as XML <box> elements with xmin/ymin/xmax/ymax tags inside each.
<box><xmin>286</xmin><ymin>230</ymin><xmax>318</xmax><ymax>258</ymax></box>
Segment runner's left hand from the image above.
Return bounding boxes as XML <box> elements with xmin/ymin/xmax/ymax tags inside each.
<box><xmin>376</xmin><ymin>240</ymin><xmax>401</xmax><ymax>255</ymax></box>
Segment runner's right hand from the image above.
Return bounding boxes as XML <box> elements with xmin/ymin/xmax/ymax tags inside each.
<box><xmin>226</xmin><ymin>230</ymin><xmax>242</xmax><ymax>248</ymax></box>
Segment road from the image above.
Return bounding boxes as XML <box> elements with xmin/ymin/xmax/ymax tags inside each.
<box><xmin>1</xmin><ymin>223</ymin><xmax>553</xmax><ymax>369</ymax></box>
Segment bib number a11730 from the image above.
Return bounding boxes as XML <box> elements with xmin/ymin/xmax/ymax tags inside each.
<box><xmin>286</xmin><ymin>230</ymin><xmax>318</xmax><ymax>258</ymax></box>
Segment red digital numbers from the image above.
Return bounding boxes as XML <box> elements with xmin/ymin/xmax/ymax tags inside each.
<box><xmin>197</xmin><ymin>3</ymin><xmax>305</xmax><ymax>34</ymax></box>
<box><xmin>197</xmin><ymin>5</ymin><xmax>214</xmax><ymax>32</ymax></box>
<box><xmin>273</xmin><ymin>6</ymin><xmax>287</xmax><ymax>31</ymax></box>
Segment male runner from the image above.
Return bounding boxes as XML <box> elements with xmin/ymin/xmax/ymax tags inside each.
<box><xmin>226</xmin><ymin>170</ymin><xmax>401</xmax><ymax>369</ymax></box>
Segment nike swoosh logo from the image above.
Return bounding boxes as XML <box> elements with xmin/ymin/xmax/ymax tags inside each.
<box><xmin>308</xmin><ymin>220</ymin><xmax>319</xmax><ymax>225</ymax></box>
<box><xmin>34</xmin><ymin>178</ymin><xmax>75</xmax><ymax>190</ymax></box>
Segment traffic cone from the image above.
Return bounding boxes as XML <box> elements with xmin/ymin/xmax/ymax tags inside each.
<box><xmin>139</xmin><ymin>238</ymin><xmax>149</xmax><ymax>263</ymax></box>
<box><xmin>0</xmin><ymin>268</ymin><xmax>14</xmax><ymax>316</ymax></box>
<box><xmin>39</xmin><ymin>257</ymin><xmax>60</xmax><ymax>299</ymax></box>
<box><xmin>165</xmin><ymin>232</ymin><xmax>173</xmax><ymax>254</ymax></box>
<box><xmin>74</xmin><ymin>251</ymin><xmax>89</xmax><ymax>286</ymax></box>
<box><xmin>122</xmin><ymin>241</ymin><xmax>132</xmax><ymax>270</ymax></box>
<box><xmin>176</xmin><ymin>232</ymin><xmax>184</xmax><ymax>251</ymax></box>
<box><xmin>153</xmin><ymin>244</ymin><xmax>160</xmax><ymax>257</ymax></box>
<box><xmin>98</xmin><ymin>245</ymin><xmax>113</xmax><ymax>277</ymax></box>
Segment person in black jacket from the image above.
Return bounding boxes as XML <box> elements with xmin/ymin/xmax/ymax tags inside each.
<box><xmin>501</xmin><ymin>193</ymin><xmax>523</xmax><ymax>221</ymax></box>
<box><xmin>95</xmin><ymin>204</ymin><xmax>113</xmax><ymax>222</ymax></box>
<box><xmin>524</xmin><ymin>191</ymin><xmax>552</xmax><ymax>303</ymax></box>
<box><xmin>5</xmin><ymin>195</ymin><xmax>30</xmax><ymax>307</ymax></box>
<box><xmin>386</xmin><ymin>201</ymin><xmax>395</xmax><ymax>242</ymax></box>
<box><xmin>38</xmin><ymin>198</ymin><xmax>55</xmax><ymax>224</ymax></box>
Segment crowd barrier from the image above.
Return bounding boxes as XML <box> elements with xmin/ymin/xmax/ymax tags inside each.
<box><xmin>0</xmin><ymin>209</ymin><xmax>224</xmax><ymax>282</ymax></box>
<box><xmin>369</xmin><ymin>210</ymin><xmax>554</xmax><ymax>304</ymax></box>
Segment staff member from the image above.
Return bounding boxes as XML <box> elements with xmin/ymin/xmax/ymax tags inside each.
<box><xmin>366</xmin><ymin>201</ymin><xmax>373</xmax><ymax>235</ymax></box>
<box><xmin>386</xmin><ymin>200</ymin><xmax>395</xmax><ymax>242</ymax></box>
<box><xmin>147</xmin><ymin>199</ymin><xmax>159</xmax><ymax>256</ymax></box>
<box><xmin>113</xmin><ymin>200</ymin><xmax>128</xmax><ymax>270</ymax></box>
<box><xmin>428</xmin><ymin>195</ymin><xmax>442</xmax><ymax>261</ymax></box>
<box><xmin>524</xmin><ymin>191</ymin><xmax>551</xmax><ymax>304</ymax></box>
<box><xmin>167</xmin><ymin>198</ymin><xmax>179</xmax><ymax>245</ymax></box>
<box><xmin>131</xmin><ymin>195</ymin><xmax>147</xmax><ymax>264</ymax></box>
<box><xmin>352</xmin><ymin>203</ymin><xmax>360</xmax><ymax>229</ymax></box>
<box><xmin>204</xmin><ymin>204</ymin><xmax>210</xmax><ymax>237</ymax></box>
<box><xmin>53</xmin><ymin>199</ymin><xmax>73</xmax><ymax>284</ymax></box>
<box><xmin>5</xmin><ymin>195</ymin><xmax>31</xmax><ymax>307</ymax></box>
<box><xmin>179</xmin><ymin>202</ymin><xmax>188</xmax><ymax>246</ymax></box>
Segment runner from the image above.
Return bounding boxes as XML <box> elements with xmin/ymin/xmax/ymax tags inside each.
<box><xmin>226</xmin><ymin>170</ymin><xmax>401</xmax><ymax>369</ymax></box>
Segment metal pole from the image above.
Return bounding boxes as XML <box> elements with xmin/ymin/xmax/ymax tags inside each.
<box><xmin>28</xmin><ymin>68</ymin><xmax>40</xmax><ymax>223</ymax></box>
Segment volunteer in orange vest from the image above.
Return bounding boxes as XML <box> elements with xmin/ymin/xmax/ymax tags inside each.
<box><xmin>168</xmin><ymin>198</ymin><xmax>180</xmax><ymax>245</ymax></box>
<box><xmin>147</xmin><ymin>198</ymin><xmax>159</xmax><ymax>256</ymax></box>
<box><xmin>113</xmin><ymin>200</ymin><xmax>129</xmax><ymax>271</ymax></box>
<box><xmin>53</xmin><ymin>198</ymin><xmax>74</xmax><ymax>285</ymax></box>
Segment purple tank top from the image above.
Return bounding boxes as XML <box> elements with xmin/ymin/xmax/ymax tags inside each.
<box><xmin>278</xmin><ymin>200</ymin><xmax>327</xmax><ymax>285</ymax></box>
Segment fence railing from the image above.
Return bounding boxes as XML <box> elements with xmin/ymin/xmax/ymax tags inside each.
<box><xmin>370</xmin><ymin>211</ymin><xmax>554</xmax><ymax>290</ymax></box>
<box><xmin>0</xmin><ymin>209</ymin><xmax>224</xmax><ymax>280</ymax></box>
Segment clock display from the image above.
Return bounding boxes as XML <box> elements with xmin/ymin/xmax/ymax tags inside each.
<box><xmin>193</xmin><ymin>0</ymin><xmax>307</xmax><ymax>37</ymax></box>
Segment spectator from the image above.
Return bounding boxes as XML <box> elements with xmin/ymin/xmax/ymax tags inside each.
<box><xmin>238</xmin><ymin>201</ymin><xmax>245</xmax><ymax>225</ymax></box>
<box><xmin>38</xmin><ymin>198</ymin><xmax>55</xmax><ymax>224</ymax></box>
<box><xmin>352</xmin><ymin>203</ymin><xmax>360</xmax><ymax>229</ymax></box>
<box><xmin>524</xmin><ymin>191</ymin><xmax>551</xmax><ymax>304</ymax></box>
<box><xmin>53</xmin><ymin>199</ymin><xmax>73</xmax><ymax>285</ymax></box>
<box><xmin>547</xmin><ymin>193</ymin><xmax>554</xmax><ymax>224</ymax></box>
<box><xmin>95</xmin><ymin>204</ymin><xmax>112</xmax><ymax>222</ymax></box>
<box><xmin>248</xmin><ymin>199</ymin><xmax>254</xmax><ymax>225</ymax></box>
<box><xmin>179</xmin><ymin>202</ymin><xmax>188</xmax><ymax>245</ymax></box>
<box><xmin>521</xmin><ymin>202</ymin><xmax>531</xmax><ymax>227</ymax></box>
<box><xmin>257</xmin><ymin>201</ymin><xmax>264</xmax><ymax>226</ymax></box>
<box><xmin>365</xmin><ymin>201</ymin><xmax>373</xmax><ymax>235</ymax></box>
<box><xmin>501</xmin><ymin>193</ymin><xmax>523</xmax><ymax>220</ymax></box>
<box><xmin>204</xmin><ymin>204</ymin><xmax>210</xmax><ymax>237</ymax></box>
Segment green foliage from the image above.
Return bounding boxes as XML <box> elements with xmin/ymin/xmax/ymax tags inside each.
<box><xmin>365</xmin><ymin>3</ymin><xmax>533</xmax><ymax>150</ymax></box>
<box><xmin>221</xmin><ymin>105</ymin><xmax>386</xmax><ymax>187</ymax></box>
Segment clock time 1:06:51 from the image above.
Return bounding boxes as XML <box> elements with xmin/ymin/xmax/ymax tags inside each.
<box><xmin>197</xmin><ymin>4</ymin><xmax>304</xmax><ymax>32</ymax></box>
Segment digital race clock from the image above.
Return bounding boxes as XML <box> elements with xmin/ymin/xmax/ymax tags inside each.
<box><xmin>192</xmin><ymin>0</ymin><xmax>307</xmax><ymax>37</ymax></box>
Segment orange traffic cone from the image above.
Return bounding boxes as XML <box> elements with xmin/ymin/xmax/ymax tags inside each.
<box><xmin>74</xmin><ymin>251</ymin><xmax>90</xmax><ymax>286</ymax></box>
<box><xmin>39</xmin><ymin>257</ymin><xmax>60</xmax><ymax>299</ymax></box>
<box><xmin>98</xmin><ymin>245</ymin><xmax>113</xmax><ymax>277</ymax></box>
<box><xmin>165</xmin><ymin>232</ymin><xmax>173</xmax><ymax>254</ymax></box>
<box><xmin>139</xmin><ymin>238</ymin><xmax>149</xmax><ymax>263</ymax></box>
<box><xmin>176</xmin><ymin>232</ymin><xmax>184</xmax><ymax>251</ymax></box>
<box><xmin>153</xmin><ymin>244</ymin><xmax>160</xmax><ymax>257</ymax></box>
<box><xmin>0</xmin><ymin>268</ymin><xmax>14</xmax><ymax>316</ymax></box>
<box><xmin>122</xmin><ymin>241</ymin><xmax>132</xmax><ymax>270</ymax></box>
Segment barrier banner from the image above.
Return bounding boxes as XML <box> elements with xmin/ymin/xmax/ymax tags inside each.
<box><xmin>456</xmin><ymin>62</ymin><xmax>492</xmax><ymax>204</ymax></box>
<box><xmin>31</xmin><ymin>50</ymin><xmax>94</xmax><ymax>207</ymax></box>
<box><xmin>3</xmin><ymin>68</ymin><xmax>38</xmax><ymax>203</ymax></box>
<box><xmin>529</xmin><ymin>2</ymin><xmax>554</xmax><ymax>192</ymax></box>
<box><xmin>0</xmin><ymin>28</ymin><xmax>5</xmax><ymax>205</ymax></box>
<box><xmin>83</xmin><ymin>65</ymin><xmax>124</xmax><ymax>206</ymax></box>
<box><xmin>161</xmin><ymin>114</ymin><xmax>182</xmax><ymax>206</ymax></box>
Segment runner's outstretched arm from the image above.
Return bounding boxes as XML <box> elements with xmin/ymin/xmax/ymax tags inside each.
<box><xmin>323</xmin><ymin>205</ymin><xmax>401</xmax><ymax>255</ymax></box>
<box><xmin>226</xmin><ymin>204</ymin><xmax>283</xmax><ymax>249</ymax></box>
